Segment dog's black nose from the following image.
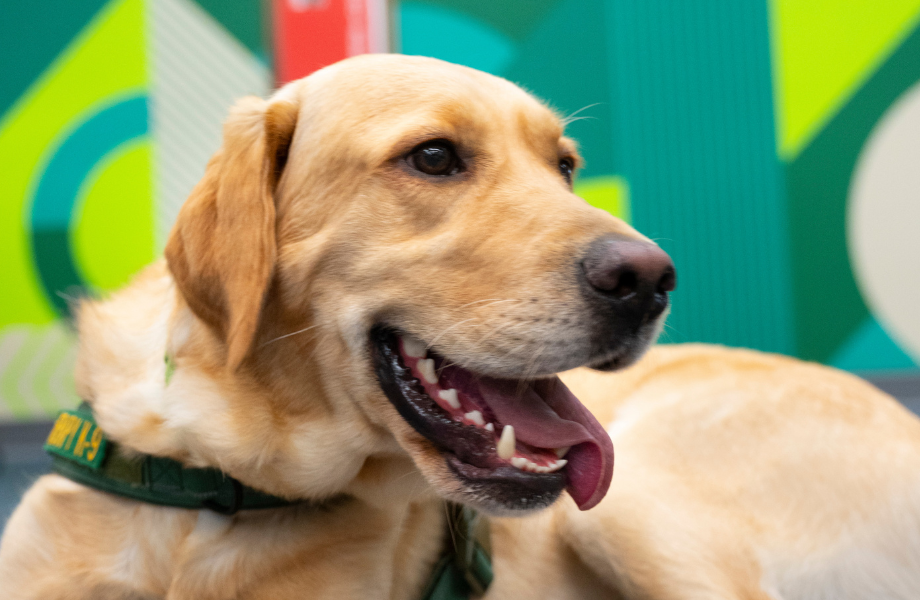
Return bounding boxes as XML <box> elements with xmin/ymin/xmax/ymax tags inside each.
<box><xmin>582</xmin><ymin>235</ymin><xmax>676</xmax><ymax>321</ymax></box>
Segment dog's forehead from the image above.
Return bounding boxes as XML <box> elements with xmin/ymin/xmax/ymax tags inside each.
<box><xmin>295</xmin><ymin>54</ymin><xmax>563</xmax><ymax>141</ymax></box>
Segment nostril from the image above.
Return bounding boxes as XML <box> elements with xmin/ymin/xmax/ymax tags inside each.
<box><xmin>657</xmin><ymin>268</ymin><xmax>677</xmax><ymax>294</ymax></box>
<box><xmin>582</xmin><ymin>236</ymin><xmax>676</xmax><ymax>304</ymax></box>
<box><xmin>611</xmin><ymin>269</ymin><xmax>638</xmax><ymax>299</ymax></box>
<box><xmin>646</xmin><ymin>294</ymin><xmax>668</xmax><ymax>320</ymax></box>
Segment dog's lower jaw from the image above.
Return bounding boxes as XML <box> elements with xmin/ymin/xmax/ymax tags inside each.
<box><xmin>371</xmin><ymin>327</ymin><xmax>615</xmax><ymax>513</ymax></box>
<box><xmin>446</xmin><ymin>456</ymin><xmax>565</xmax><ymax>514</ymax></box>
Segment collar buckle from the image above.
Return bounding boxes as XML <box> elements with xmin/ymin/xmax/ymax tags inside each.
<box><xmin>203</xmin><ymin>477</ymin><xmax>245</xmax><ymax>515</ymax></box>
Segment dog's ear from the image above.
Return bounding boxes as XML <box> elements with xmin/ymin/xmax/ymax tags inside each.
<box><xmin>165</xmin><ymin>96</ymin><xmax>299</xmax><ymax>369</ymax></box>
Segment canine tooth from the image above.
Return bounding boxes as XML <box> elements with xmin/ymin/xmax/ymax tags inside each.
<box><xmin>554</xmin><ymin>446</ymin><xmax>571</xmax><ymax>458</ymax></box>
<box><xmin>465</xmin><ymin>410</ymin><xmax>485</xmax><ymax>426</ymax></box>
<box><xmin>484</xmin><ymin>423</ymin><xmax>494</xmax><ymax>432</ymax></box>
<box><xmin>552</xmin><ymin>459</ymin><xmax>568</xmax><ymax>471</ymax></box>
<box><xmin>417</xmin><ymin>358</ymin><xmax>438</xmax><ymax>384</ymax></box>
<box><xmin>497</xmin><ymin>425</ymin><xmax>516</xmax><ymax>460</ymax></box>
<box><xmin>438</xmin><ymin>389</ymin><xmax>461</xmax><ymax>410</ymax></box>
<box><xmin>402</xmin><ymin>335</ymin><xmax>427</xmax><ymax>358</ymax></box>
<box><xmin>510</xmin><ymin>457</ymin><xmax>528</xmax><ymax>469</ymax></box>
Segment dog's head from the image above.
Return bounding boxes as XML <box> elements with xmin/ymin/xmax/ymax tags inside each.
<box><xmin>165</xmin><ymin>55</ymin><xmax>674</xmax><ymax>514</ymax></box>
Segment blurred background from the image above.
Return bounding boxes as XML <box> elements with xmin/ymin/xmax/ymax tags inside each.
<box><xmin>2</xmin><ymin>0</ymin><xmax>919</xmax><ymax>520</ymax></box>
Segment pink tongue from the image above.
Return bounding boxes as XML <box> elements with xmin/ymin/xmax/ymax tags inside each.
<box><xmin>440</xmin><ymin>368</ymin><xmax>614</xmax><ymax>510</ymax></box>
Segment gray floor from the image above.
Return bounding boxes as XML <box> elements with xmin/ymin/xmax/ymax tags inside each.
<box><xmin>870</xmin><ymin>376</ymin><xmax>920</xmax><ymax>415</ymax></box>
<box><xmin>1</xmin><ymin>374</ymin><xmax>919</xmax><ymax>531</ymax></box>
<box><xmin>1</xmin><ymin>422</ymin><xmax>54</xmax><ymax>530</ymax></box>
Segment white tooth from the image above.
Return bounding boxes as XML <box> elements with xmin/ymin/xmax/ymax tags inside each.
<box><xmin>417</xmin><ymin>358</ymin><xmax>438</xmax><ymax>384</ymax></box>
<box><xmin>484</xmin><ymin>423</ymin><xmax>495</xmax><ymax>432</ymax></box>
<box><xmin>402</xmin><ymin>335</ymin><xmax>427</xmax><ymax>358</ymax></box>
<box><xmin>525</xmin><ymin>459</ymin><xmax>541</xmax><ymax>472</ymax></box>
<box><xmin>551</xmin><ymin>459</ymin><xmax>568</xmax><ymax>472</ymax></box>
<box><xmin>497</xmin><ymin>425</ymin><xmax>516</xmax><ymax>460</ymax></box>
<box><xmin>438</xmin><ymin>389</ymin><xmax>461</xmax><ymax>410</ymax></box>
<box><xmin>464</xmin><ymin>410</ymin><xmax>485</xmax><ymax>426</ymax></box>
<box><xmin>554</xmin><ymin>446</ymin><xmax>571</xmax><ymax>458</ymax></box>
<box><xmin>510</xmin><ymin>457</ymin><xmax>528</xmax><ymax>469</ymax></box>
<box><xmin>536</xmin><ymin>466</ymin><xmax>548</xmax><ymax>473</ymax></box>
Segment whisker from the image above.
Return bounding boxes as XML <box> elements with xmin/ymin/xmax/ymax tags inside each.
<box><xmin>436</xmin><ymin>319</ymin><xmax>530</xmax><ymax>375</ymax></box>
<box><xmin>474</xmin><ymin>320</ymin><xmax>521</xmax><ymax>347</ymax></box>
<box><xmin>454</xmin><ymin>298</ymin><xmax>521</xmax><ymax>311</ymax></box>
<box><xmin>437</xmin><ymin>361</ymin><xmax>458</xmax><ymax>373</ymax></box>
<box><xmin>261</xmin><ymin>324</ymin><xmax>319</xmax><ymax>346</ymax></box>
<box><xmin>561</xmin><ymin>103</ymin><xmax>601</xmax><ymax>125</ymax></box>
<box><xmin>654</xmin><ymin>320</ymin><xmax>680</xmax><ymax>343</ymax></box>
<box><xmin>493</xmin><ymin>336</ymin><xmax>531</xmax><ymax>366</ymax></box>
<box><xmin>562</xmin><ymin>115</ymin><xmax>597</xmax><ymax>124</ymax></box>
<box><xmin>308</xmin><ymin>331</ymin><xmax>333</xmax><ymax>362</ymax></box>
<box><xmin>515</xmin><ymin>339</ymin><xmax>548</xmax><ymax>397</ymax></box>
<box><xmin>426</xmin><ymin>318</ymin><xmax>477</xmax><ymax>348</ymax></box>
<box><xmin>426</xmin><ymin>299</ymin><xmax>525</xmax><ymax>351</ymax></box>
<box><xmin>443</xmin><ymin>501</ymin><xmax>457</xmax><ymax>550</ymax></box>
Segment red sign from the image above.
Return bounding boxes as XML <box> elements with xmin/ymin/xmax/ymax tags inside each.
<box><xmin>273</xmin><ymin>0</ymin><xmax>388</xmax><ymax>84</ymax></box>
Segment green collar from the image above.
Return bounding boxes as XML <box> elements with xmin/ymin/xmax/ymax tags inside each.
<box><xmin>422</xmin><ymin>503</ymin><xmax>494</xmax><ymax>600</ymax></box>
<box><xmin>45</xmin><ymin>402</ymin><xmax>493</xmax><ymax>598</ymax></box>
<box><xmin>44</xmin><ymin>403</ymin><xmax>298</xmax><ymax>514</ymax></box>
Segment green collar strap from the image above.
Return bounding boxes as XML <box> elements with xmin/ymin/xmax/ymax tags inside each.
<box><xmin>422</xmin><ymin>503</ymin><xmax>494</xmax><ymax>600</ymax></box>
<box><xmin>44</xmin><ymin>403</ymin><xmax>298</xmax><ymax>514</ymax></box>
<box><xmin>45</xmin><ymin>403</ymin><xmax>493</xmax><ymax>598</ymax></box>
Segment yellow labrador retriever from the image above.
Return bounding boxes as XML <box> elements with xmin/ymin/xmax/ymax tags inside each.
<box><xmin>2</xmin><ymin>54</ymin><xmax>920</xmax><ymax>599</ymax></box>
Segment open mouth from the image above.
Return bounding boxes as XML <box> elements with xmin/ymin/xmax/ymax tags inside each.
<box><xmin>371</xmin><ymin>327</ymin><xmax>614</xmax><ymax>511</ymax></box>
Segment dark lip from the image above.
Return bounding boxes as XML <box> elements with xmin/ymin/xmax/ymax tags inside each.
<box><xmin>370</xmin><ymin>326</ymin><xmax>496</xmax><ymax>468</ymax></box>
<box><xmin>587</xmin><ymin>347</ymin><xmax>636</xmax><ymax>371</ymax></box>
<box><xmin>587</xmin><ymin>349</ymin><xmax>627</xmax><ymax>371</ymax></box>
<box><xmin>585</xmin><ymin>323</ymin><xmax>659</xmax><ymax>372</ymax></box>
<box><xmin>446</xmin><ymin>456</ymin><xmax>564</xmax><ymax>511</ymax></box>
<box><xmin>369</xmin><ymin>326</ymin><xmax>566</xmax><ymax>506</ymax></box>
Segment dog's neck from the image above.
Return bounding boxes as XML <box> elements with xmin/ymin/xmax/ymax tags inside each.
<box><xmin>68</xmin><ymin>263</ymin><xmax>451</xmax><ymax>599</ymax></box>
<box><xmin>74</xmin><ymin>262</ymin><xmax>434</xmax><ymax>511</ymax></box>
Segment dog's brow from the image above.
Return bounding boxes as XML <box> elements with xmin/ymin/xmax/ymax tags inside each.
<box><xmin>388</xmin><ymin>127</ymin><xmax>458</xmax><ymax>159</ymax></box>
<box><xmin>515</xmin><ymin>106</ymin><xmax>567</xmax><ymax>152</ymax></box>
<box><xmin>559</xmin><ymin>137</ymin><xmax>582</xmax><ymax>166</ymax></box>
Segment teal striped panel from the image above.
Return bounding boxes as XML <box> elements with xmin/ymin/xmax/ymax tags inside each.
<box><xmin>605</xmin><ymin>0</ymin><xmax>794</xmax><ymax>352</ymax></box>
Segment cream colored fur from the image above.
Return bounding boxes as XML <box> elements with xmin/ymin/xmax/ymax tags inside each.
<box><xmin>2</xmin><ymin>54</ymin><xmax>920</xmax><ymax>599</ymax></box>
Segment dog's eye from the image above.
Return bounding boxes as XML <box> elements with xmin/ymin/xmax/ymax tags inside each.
<box><xmin>559</xmin><ymin>158</ymin><xmax>574</xmax><ymax>185</ymax></box>
<box><xmin>408</xmin><ymin>140</ymin><xmax>461</xmax><ymax>176</ymax></box>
